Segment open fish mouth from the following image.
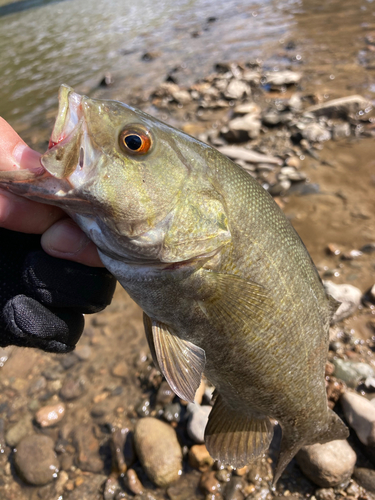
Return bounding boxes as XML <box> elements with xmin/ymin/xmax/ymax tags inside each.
<box><xmin>48</xmin><ymin>85</ymin><xmax>83</xmax><ymax>149</ymax></box>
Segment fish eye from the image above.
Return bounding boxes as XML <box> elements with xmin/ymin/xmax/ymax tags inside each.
<box><xmin>119</xmin><ymin>127</ymin><xmax>152</xmax><ymax>155</ymax></box>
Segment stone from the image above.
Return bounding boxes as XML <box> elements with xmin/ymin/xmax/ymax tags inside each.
<box><xmin>35</xmin><ymin>403</ymin><xmax>65</xmax><ymax>427</ymax></box>
<box><xmin>305</xmin><ymin>95</ymin><xmax>372</xmax><ymax>118</ymax></box>
<box><xmin>200</xmin><ymin>470</ymin><xmax>221</xmax><ymax>494</ymax></box>
<box><xmin>134</xmin><ymin>417</ymin><xmax>182</xmax><ymax>487</ymax></box>
<box><xmin>75</xmin><ymin>345</ymin><xmax>92</xmax><ymax>360</ymax></box>
<box><xmin>72</xmin><ymin>424</ymin><xmax>104</xmax><ymax>473</ymax></box>
<box><xmin>188</xmin><ymin>444</ymin><xmax>214</xmax><ymax>470</ymax></box>
<box><xmin>187</xmin><ymin>403</ymin><xmax>212</xmax><ymax>443</ymax></box>
<box><xmin>301</xmin><ymin>123</ymin><xmax>331</xmax><ymax>142</ymax></box>
<box><xmin>224</xmin><ymin>476</ymin><xmax>244</xmax><ymax>500</ymax></box>
<box><xmin>172</xmin><ymin>89</ymin><xmax>192</xmax><ymax>105</ymax></box>
<box><xmin>224</xmin><ymin>114</ymin><xmax>261</xmax><ymax>141</ymax></box>
<box><xmin>296</xmin><ymin>439</ymin><xmax>356</xmax><ymax>487</ymax></box>
<box><xmin>156</xmin><ymin>381</ymin><xmax>176</xmax><ymax>405</ymax></box>
<box><xmin>264</xmin><ymin>70</ymin><xmax>302</xmax><ymax>86</ymax></box>
<box><xmin>111</xmin><ymin>361</ymin><xmax>129</xmax><ymax>378</ymax></box>
<box><xmin>5</xmin><ymin>415</ymin><xmax>33</xmax><ymax>447</ymax></box>
<box><xmin>333</xmin><ymin>359</ymin><xmax>374</xmax><ymax>387</ymax></box>
<box><xmin>224</xmin><ymin>80</ymin><xmax>250</xmax><ymax>100</ymax></box>
<box><xmin>233</xmin><ymin>103</ymin><xmax>261</xmax><ymax>116</ymax></box>
<box><xmin>65</xmin><ymin>474</ymin><xmax>107</xmax><ymax>500</ymax></box>
<box><xmin>341</xmin><ymin>391</ymin><xmax>375</xmax><ymax>446</ymax></box>
<box><xmin>126</xmin><ymin>469</ymin><xmax>144</xmax><ymax>495</ymax></box>
<box><xmin>323</xmin><ymin>281</ymin><xmax>362</xmax><ymax>323</ymax></box>
<box><xmin>315</xmin><ymin>488</ymin><xmax>336</xmax><ymax>500</ymax></box>
<box><xmin>353</xmin><ymin>467</ymin><xmax>375</xmax><ymax>493</ymax></box>
<box><xmin>163</xmin><ymin>403</ymin><xmax>181</xmax><ymax>423</ymax></box>
<box><xmin>103</xmin><ymin>476</ymin><xmax>122</xmax><ymax>500</ymax></box>
<box><xmin>332</xmin><ymin>122</ymin><xmax>351</xmax><ymax>140</ymax></box>
<box><xmin>14</xmin><ymin>434</ymin><xmax>59</xmax><ymax>486</ymax></box>
<box><xmin>217</xmin><ymin>146</ymin><xmax>282</xmax><ymax>165</ymax></box>
<box><xmin>60</xmin><ymin>375</ymin><xmax>87</xmax><ymax>400</ymax></box>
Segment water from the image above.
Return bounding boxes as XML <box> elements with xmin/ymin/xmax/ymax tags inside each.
<box><xmin>0</xmin><ymin>0</ymin><xmax>374</xmax><ymax>133</ymax></box>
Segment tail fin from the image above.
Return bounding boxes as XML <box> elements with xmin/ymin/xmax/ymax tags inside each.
<box><xmin>273</xmin><ymin>410</ymin><xmax>348</xmax><ymax>485</ymax></box>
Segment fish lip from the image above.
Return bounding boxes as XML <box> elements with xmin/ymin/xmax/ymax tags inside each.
<box><xmin>48</xmin><ymin>84</ymin><xmax>83</xmax><ymax>148</ymax></box>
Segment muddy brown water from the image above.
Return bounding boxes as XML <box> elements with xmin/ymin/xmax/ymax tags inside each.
<box><xmin>0</xmin><ymin>0</ymin><xmax>375</xmax><ymax>498</ymax></box>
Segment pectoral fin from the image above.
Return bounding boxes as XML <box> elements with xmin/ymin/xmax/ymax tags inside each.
<box><xmin>198</xmin><ymin>272</ymin><xmax>272</xmax><ymax>336</ymax></box>
<box><xmin>145</xmin><ymin>317</ymin><xmax>206</xmax><ymax>403</ymax></box>
<box><xmin>205</xmin><ymin>394</ymin><xmax>274</xmax><ymax>468</ymax></box>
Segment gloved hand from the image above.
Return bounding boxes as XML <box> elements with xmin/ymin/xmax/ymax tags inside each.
<box><xmin>0</xmin><ymin>228</ymin><xmax>116</xmax><ymax>353</ymax></box>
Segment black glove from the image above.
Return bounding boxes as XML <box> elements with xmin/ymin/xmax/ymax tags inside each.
<box><xmin>0</xmin><ymin>228</ymin><xmax>116</xmax><ymax>353</ymax></box>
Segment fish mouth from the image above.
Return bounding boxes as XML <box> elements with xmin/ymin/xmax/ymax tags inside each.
<box><xmin>48</xmin><ymin>84</ymin><xmax>83</xmax><ymax>149</ymax></box>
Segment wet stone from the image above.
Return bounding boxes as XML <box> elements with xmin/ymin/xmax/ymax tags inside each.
<box><xmin>341</xmin><ymin>391</ymin><xmax>375</xmax><ymax>445</ymax></box>
<box><xmin>126</xmin><ymin>469</ymin><xmax>144</xmax><ymax>495</ymax></box>
<box><xmin>111</xmin><ymin>361</ymin><xmax>129</xmax><ymax>378</ymax></box>
<box><xmin>15</xmin><ymin>434</ymin><xmax>59</xmax><ymax>486</ymax></box>
<box><xmin>315</xmin><ymin>488</ymin><xmax>336</xmax><ymax>500</ymax></box>
<box><xmin>334</xmin><ymin>359</ymin><xmax>374</xmax><ymax>388</ymax></box>
<box><xmin>323</xmin><ymin>281</ymin><xmax>362</xmax><ymax>323</ymax></box>
<box><xmin>60</xmin><ymin>353</ymin><xmax>79</xmax><ymax>370</ymax></box>
<box><xmin>163</xmin><ymin>403</ymin><xmax>181</xmax><ymax>423</ymax></box>
<box><xmin>156</xmin><ymin>381</ymin><xmax>175</xmax><ymax>405</ymax></box>
<box><xmin>65</xmin><ymin>473</ymin><xmax>107</xmax><ymax>500</ymax></box>
<box><xmin>216</xmin><ymin>469</ymin><xmax>232</xmax><ymax>483</ymax></box>
<box><xmin>167</xmin><ymin>470</ymin><xmax>202</xmax><ymax>500</ymax></box>
<box><xmin>296</xmin><ymin>439</ymin><xmax>356</xmax><ymax>487</ymax></box>
<box><xmin>28</xmin><ymin>376</ymin><xmax>47</xmax><ymax>395</ymax></box>
<box><xmin>200</xmin><ymin>470</ymin><xmax>221</xmax><ymax>494</ymax></box>
<box><xmin>35</xmin><ymin>403</ymin><xmax>65</xmax><ymax>427</ymax></box>
<box><xmin>353</xmin><ymin>467</ymin><xmax>375</xmax><ymax>493</ymax></box>
<box><xmin>111</xmin><ymin>426</ymin><xmax>135</xmax><ymax>473</ymax></box>
<box><xmin>72</xmin><ymin>424</ymin><xmax>104</xmax><ymax>473</ymax></box>
<box><xmin>134</xmin><ymin>417</ymin><xmax>182</xmax><ymax>487</ymax></box>
<box><xmin>223</xmin><ymin>476</ymin><xmax>244</xmax><ymax>500</ymax></box>
<box><xmin>60</xmin><ymin>375</ymin><xmax>87</xmax><ymax>400</ymax></box>
<box><xmin>187</xmin><ymin>403</ymin><xmax>212</xmax><ymax>443</ymax></box>
<box><xmin>6</xmin><ymin>415</ymin><xmax>33</xmax><ymax>447</ymax></box>
<box><xmin>136</xmin><ymin>398</ymin><xmax>151</xmax><ymax>417</ymax></box>
<box><xmin>75</xmin><ymin>345</ymin><xmax>92</xmax><ymax>361</ymax></box>
<box><xmin>104</xmin><ymin>476</ymin><xmax>122</xmax><ymax>500</ymax></box>
<box><xmin>188</xmin><ymin>444</ymin><xmax>215</xmax><ymax>470</ymax></box>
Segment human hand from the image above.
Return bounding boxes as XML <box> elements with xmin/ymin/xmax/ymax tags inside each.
<box><xmin>0</xmin><ymin>116</ymin><xmax>103</xmax><ymax>267</ymax></box>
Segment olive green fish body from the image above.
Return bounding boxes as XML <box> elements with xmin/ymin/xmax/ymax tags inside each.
<box><xmin>0</xmin><ymin>86</ymin><xmax>348</xmax><ymax>482</ymax></box>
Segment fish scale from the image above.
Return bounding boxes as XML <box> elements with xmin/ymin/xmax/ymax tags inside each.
<box><xmin>0</xmin><ymin>85</ymin><xmax>348</xmax><ymax>484</ymax></box>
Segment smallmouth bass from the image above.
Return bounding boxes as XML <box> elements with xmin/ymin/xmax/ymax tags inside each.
<box><xmin>0</xmin><ymin>85</ymin><xmax>348</xmax><ymax>483</ymax></box>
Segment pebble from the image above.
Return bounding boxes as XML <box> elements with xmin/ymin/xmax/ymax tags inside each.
<box><xmin>14</xmin><ymin>434</ymin><xmax>59</xmax><ymax>485</ymax></box>
<box><xmin>296</xmin><ymin>439</ymin><xmax>356</xmax><ymax>487</ymax></box>
<box><xmin>65</xmin><ymin>474</ymin><xmax>107</xmax><ymax>500</ymax></box>
<box><xmin>126</xmin><ymin>469</ymin><xmax>144</xmax><ymax>495</ymax></box>
<box><xmin>200</xmin><ymin>470</ymin><xmax>222</xmax><ymax>494</ymax></box>
<box><xmin>334</xmin><ymin>359</ymin><xmax>374</xmax><ymax>387</ymax></box>
<box><xmin>315</xmin><ymin>488</ymin><xmax>336</xmax><ymax>500</ymax></box>
<box><xmin>301</xmin><ymin>122</ymin><xmax>331</xmax><ymax>142</ymax></box>
<box><xmin>224</xmin><ymin>80</ymin><xmax>250</xmax><ymax>100</ymax></box>
<box><xmin>103</xmin><ymin>476</ymin><xmax>122</xmax><ymax>500</ymax></box>
<box><xmin>72</xmin><ymin>424</ymin><xmax>104</xmax><ymax>473</ymax></box>
<box><xmin>217</xmin><ymin>146</ymin><xmax>282</xmax><ymax>165</ymax></box>
<box><xmin>353</xmin><ymin>467</ymin><xmax>375</xmax><ymax>493</ymax></box>
<box><xmin>6</xmin><ymin>415</ymin><xmax>34</xmax><ymax>447</ymax></box>
<box><xmin>264</xmin><ymin>70</ymin><xmax>302</xmax><ymax>86</ymax></box>
<box><xmin>305</xmin><ymin>95</ymin><xmax>371</xmax><ymax>118</ymax></box>
<box><xmin>224</xmin><ymin>114</ymin><xmax>261</xmax><ymax>141</ymax></box>
<box><xmin>74</xmin><ymin>345</ymin><xmax>92</xmax><ymax>360</ymax></box>
<box><xmin>163</xmin><ymin>402</ymin><xmax>181</xmax><ymax>423</ymax></box>
<box><xmin>341</xmin><ymin>391</ymin><xmax>375</xmax><ymax>446</ymax></box>
<box><xmin>111</xmin><ymin>360</ymin><xmax>129</xmax><ymax>378</ymax></box>
<box><xmin>188</xmin><ymin>444</ymin><xmax>215</xmax><ymax>470</ymax></box>
<box><xmin>60</xmin><ymin>375</ymin><xmax>87</xmax><ymax>400</ymax></box>
<box><xmin>134</xmin><ymin>417</ymin><xmax>182</xmax><ymax>487</ymax></box>
<box><xmin>223</xmin><ymin>476</ymin><xmax>244</xmax><ymax>500</ymax></box>
<box><xmin>156</xmin><ymin>381</ymin><xmax>176</xmax><ymax>405</ymax></box>
<box><xmin>35</xmin><ymin>403</ymin><xmax>65</xmax><ymax>427</ymax></box>
<box><xmin>187</xmin><ymin>403</ymin><xmax>212</xmax><ymax>443</ymax></box>
<box><xmin>28</xmin><ymin>376</ymin><xmax>47</xmax><ymax>395</ymax></box>
<box><xmin>323</xmin><ymin>281</ymin><xmax>362</xmax><ymax>323</ymax></box>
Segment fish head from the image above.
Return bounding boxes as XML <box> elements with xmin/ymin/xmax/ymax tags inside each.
<box><xmin>0</xmin><ymin>85</ymin><xmax>230</xmax><ymax>263</ymax></box>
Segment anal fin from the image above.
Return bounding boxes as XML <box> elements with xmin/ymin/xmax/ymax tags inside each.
<box><xmin>144</xmin><ymin>316</ymin><xmax>206</xmax><ymax>403</ymax></box>
<box><xmin>205</xmin><ymin>394</ymin><xmax>274</xmax><ymax>468</ymax></box>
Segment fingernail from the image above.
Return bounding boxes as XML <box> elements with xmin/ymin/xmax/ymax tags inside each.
<box><xmin>12</xmin><ymin>144</ymin><xmax>27</xmax><ymax>166</ymax></box>
<box><xmin>12</xmin><ymin>143</ymin><xmax>43</xmax><ymax>173</ymax></box>
<box><xmin>42</xmin><ymin>220</ymin><xmax>89</xmax><ymax>255</ymax></box>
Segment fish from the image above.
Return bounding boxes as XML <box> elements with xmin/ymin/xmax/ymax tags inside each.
<box><xmin>0</xmin><ymin>85</ymin><xmax>348</xmax><ymax>483</ymax></box>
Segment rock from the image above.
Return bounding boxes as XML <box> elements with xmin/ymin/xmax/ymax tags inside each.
<box><xmin>5</xmin><ymin>415</ymin><xmax>33</xmax><ymax>447</ymax></box>
<box><xmin>126</xmin><ymin>469</ymin><xmax>144</xmax><ymax>495</ymax></box>
<box><xmin>224</xmin><ymin>114</ymin><xmax>261</xmax><ymax>141</ymax></box>
<box><xmin>332</xmin><ymin>122</ymin><xmax>351</xmax><ymax>140</ymax></box>
<box><xmin>167</xmin><ymin>471</ymin><xmax>202</xmax><ymax>500</ymax></box>
<box><xmin>305</xmin><ymin>95</ymin><xmax>372</xmax><ymax>119</ymax></box>
<box><xmin>72</xmin><ymin>425</ymin><xmax>104</xmax><ymax>473</ymax></box>
<box><xmin>111</xmin><ymin>361</ymin><xmax>129</xmax><ymax>378</ymax></box>
<box><xmin>163</xmin><ymin>402</ymin><xmax>181</xmax><ymax>423</ymax></box>
<box><xmin>14</xmin><ymin>434</ymin><xmax>59</xmax><ymax>486</ymax></box>
<box><xmin>172</xmin><ymin>89</ymin><xmax>192</xmax><ymax>105</ymax></box>
<box><xmin>233</xmin><ymin>103</ymin><xmax>261</xmax><ymax>116</ymax></box>
<box><xmin>188</xmin><ymin>444</ymin><xmax>214</xmax><ymax>470</ymax></box>
<box><xmin>315</xmin><ymin>488</ymin><xmax>336</xmax><ymax>500</ymax></box>
<box><xmin>296</xmin><ymin>439</ymin><xmax>356</xmax><ymax>487</ymax></box>
<box><xmin>200</xmin><ymin>470</ymin><xmax>221</xmax><ymax>493</ymax></box>
<box><xmin>55</xmin><ymin>470</ymin><xmax>69</xmax><ymax>495</ymax></box>
<box><xmin>35</xmin><ymin>403</ymin><xmax>65</xmax><ymax>427</ymax></box>
<box><xmin>111</xmin><ymin>426</ymin><xmax>135</xmax><ymax>473</ymax></box>
<box><xmin>103</xmin><ymin>476</ymin><xmax>122</xmax><ymax>500</ymax></box>
<box><xmin>361</xmin><ymin>243</ymin><xmax>375</xmax><ymax>254</ymax></box>
<box><xmin>333</xmin><ymin>359</ymin><xmax>374</xmax><ymax>387</ymax></box>
<box><xmin>341</xmin><ymin>391</ymin><xmax>375</xmax><ymax>445</ymax></box>
<box><xmin>60</xmin><ymin>375</ymin><xmax>87</xmax><ymax>400</ymax></box>
<box><xmin>75</xmin><ymin>345</ymin><xmax>92</xmax><ymax>360</ymax></box>
<box><xmin>278</xmin><ymin>166</ymin><xmax>306</xmax><ymax>182</ymax></box>
<box><xmin>323</xmin><ymin>281</ymin><xmax>362</xmax><ymax>323</ymax></box>
<box><xmin>224</xmin><ymin>80</ymin><xmax>250</xmax><ymax>100</ymax></box>
<box><xmin>242</xmin><ymin>70</ymin><xmax>261</xmax><ymax>84</ymax></box>
<box><xmin>187</xmin><ymin>403</ymin><xmax>212</xmax><ymax>443</ymax></box>
<box><xmin>195</xmin><ymin>379</ymin><xmax>206</xmax><ymax>405</ymax></box>
<box><xmin>141</xmin><ymin>51</ymin><xmax>161</xmax><ymax>61</ymax></box>
<box><xmin>28</xmin><ymin>376</ymin><xmax>47</xmax><ymax>395</ymax></box>
<box><xmin>216</xmin><ymin>469</ymin><xmax>232</xmax><ymax>482</ymax></box>
<box><xmin>65</xmin><ymin>474</ymin><xmax>107</xmax><ymax>500</ymax></box>
<box><xmin>156</xmin><ymin>381</ymin><xmax>175</xmax><ymax>405</ymax></box>
<box><xmin>264</xmin><ymin>70</ymin><xmax>302</xmax><ymax>86</ymax></box>
<box><xmin>217</xmin><ymin>146</ymin><xmax>282</xmax><ymax>165</ymax></box>
<box><xmin>134</xmin><ymin>417</ymin><xmax>182</xmax><ymax>487</ymax></box>
<box><xmin>99</xmin><ymin>73</ymin><xmax>114</xmax><ymax>87</ymax></box>
<box><xmin>353</xmin><ymin>467</ymin><xmax>375</xmax><ymax>493</ymax></box>
<box><xmin>224</xmin><ymin>476</ymin><xmax>244</xmax><ymax>500</ymax></box>
<box><xmin>301</xmin><ymin>123</ymin><xmax>331</xmax><ymax>142</ymax></box>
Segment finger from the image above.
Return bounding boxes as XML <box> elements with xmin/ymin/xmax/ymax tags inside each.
<box><xmin>0</xmin><ymin>117</ymin><xmax>43</xmax><ymax>173</ymax></box>
<box><xmin>41</xmin><ymin>218</ymin><xmax>105</xmax><ymax>267</ymax></box>
<box><xmin>0</xmin><ymin>189</ymin><xmax>65</xmax><ymax>233</ymax></box>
